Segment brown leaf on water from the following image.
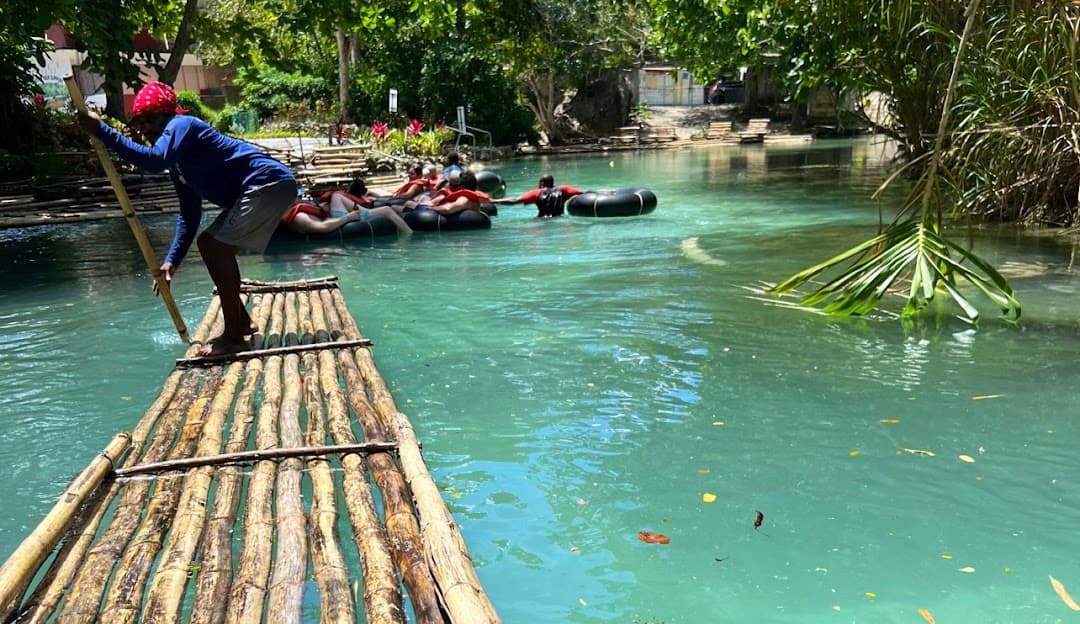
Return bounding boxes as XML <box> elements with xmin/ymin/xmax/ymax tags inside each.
<box><xmin>637</xmin><ymin>531</ymin><xmax>670</xmax><ymax>545</ymax></box>
<box><xmin>1050</xmin><ymin>575</ymin><xmax>1080</xmax><ymax>611</ymax></box>
<box><xmin>918</xmin><ymin>607</ymin><xmax>936</xmax><ymax>623</ymax></box>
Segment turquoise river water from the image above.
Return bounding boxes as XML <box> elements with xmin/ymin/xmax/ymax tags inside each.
<box><xmin>2</xmin><ymin>139</ymin><xmax>1080</xmax><ymax>623</ymax></box>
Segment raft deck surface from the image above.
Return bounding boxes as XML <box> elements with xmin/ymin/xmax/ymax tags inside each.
<box><xmin>0</xmin><ymin>276</ymin><xmax>499</xmax><ymax>624</ymax></box>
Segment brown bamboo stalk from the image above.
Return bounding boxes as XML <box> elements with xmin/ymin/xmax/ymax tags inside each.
<box><xmin>309</xmin><ymin>292</ymin><xmax>405</xmax><ymax>624</ymax></box>
<box><xmin>266</xmin><ymin>292</ymin><xmax>308</xmax><ymax>624</ymax></box>
<box><xmin>58</xmin><ymin>369</ymin><xmax>204</xmax><ymax>624</ymax></box>
<box><xmin>239</xmin><ymin>276</ymin><xmax>339</xmax><ymax>293</ymax></box>
<box><xmin>0</xmin><ymin>432</ymin><xmax>130</xmax><ymax>621</ymax></box>
<box><xmin>189</xmin><ymin>355</ymin><xmax>262</xmax><ymax>624</ymax></box>
<box><xmin>140</xmin><ymin>360</ymin><xmax>245</xmax><ymax>623</ymax></box>
<box><xmin>175</xmin><ymin>338</ymin><xmax>373</xmax><ymax>368</ymax></box>
<box><xmin>18</xmin><ymin>370</ymin><xmax>185</xmax><ymax>624</ymax></box>
<box><xmin>315</xmin><ymin>288</ymin><xmax>444</xmax><ymax>623</ymax></box>
<box><xmin>115</xmin><ymin>442</ymin><xmax>399</xmax><ymax>477</ymax></box>
<box><xmin>98</xmin><ymin>369</ymin><xmax>225</xmax><ymax>624</ymax></box>
<box><xmin>335</xmin><ymin>346</ymin><xmax>445</xmax><ymax>624</ymax></box>
<box><xmin>329</xmin><ymin>289</ymin><xmax>501</xmax><ymax>624</ymax></box>
<box><xmin>301</xmin><ymin>292</ymin><xmax>354</xmax><ymax>623</ymax></box>
<box><xmin>224</xmin><ymin>353</ymin><xmax>282</xmax><ymax>624</ymax></box>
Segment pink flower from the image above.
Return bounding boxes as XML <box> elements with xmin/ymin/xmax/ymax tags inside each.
<box><xmin>372</xmin><ymin>122</ymin><xmax>389</xmax><ymax>139</ymax></box>
<box><xmin>407</xmin><ymin>119</ymin><xmax>424</xmax><ymax>136</ymax></box>
<box><xmin>438</xmin><ymin>121</ymin><xmax>448</xmax><ymax>131</ymax></box>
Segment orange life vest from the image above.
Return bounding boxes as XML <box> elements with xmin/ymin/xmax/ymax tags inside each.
<box><xmin>281</xmin><ymin>200</ymin><xmax>328</xmax><ymax>225</ymax></box>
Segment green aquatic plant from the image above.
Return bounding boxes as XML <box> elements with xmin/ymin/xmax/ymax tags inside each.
<box><xmin>769</xmin><ymin>0</ymin><xmax>1020</xmax><ymax>323</ymax></box>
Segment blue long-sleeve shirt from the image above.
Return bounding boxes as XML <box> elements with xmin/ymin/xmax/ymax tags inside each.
<box><xmin>95</xmin><ymin>116</ymin><xmax>294</xmax><ymax>266</ymax></box>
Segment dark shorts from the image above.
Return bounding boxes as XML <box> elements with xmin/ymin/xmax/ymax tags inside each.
<box><xmin>205</xmin><ymin>178</ymin><xmax>297</xmax><ymax>253</ymax></box>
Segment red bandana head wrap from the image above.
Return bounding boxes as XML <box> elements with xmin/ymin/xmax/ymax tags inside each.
<box><xmin>131</xmin><ymin>81</ymin><xmax>189</xmax><ymax>118</ymax></box>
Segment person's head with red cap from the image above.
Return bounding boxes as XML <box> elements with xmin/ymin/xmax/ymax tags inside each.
<box><xmin>129</xmin><ymin>81</ymin><xmax>187</xmax><ymax>141</ymax></box>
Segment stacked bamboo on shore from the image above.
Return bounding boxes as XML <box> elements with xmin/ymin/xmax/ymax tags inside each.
<box><xmin>0</xmin><ymin>275</ymin><xmax>500</xmax><ymax>624</ymax></box>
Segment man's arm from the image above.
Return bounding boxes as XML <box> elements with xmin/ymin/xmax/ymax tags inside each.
<box><xmin>94</xmin><ymin>120</ymin><xmax>184</xmax><ymax>173</ymax></box>
<box><xmin>163</xmin><ymin>175</ymin><xmax>203</xmax><ymax>267</ymax></box>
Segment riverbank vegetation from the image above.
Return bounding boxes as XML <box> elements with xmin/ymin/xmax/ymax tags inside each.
<box><xmin>2</xmin><ymin>0</ymin><xmax>1077</xmax><ymax>320</ymax></box>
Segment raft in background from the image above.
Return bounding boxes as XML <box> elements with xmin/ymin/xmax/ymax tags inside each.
<box><xmin>0</xmin><ymin>276</ymin><xmax>500</xmax><ymax>624</ymax></box>
<box><xmin>566</xmin><ymin>187</ymin><xmax>658</xmax><ymax>217</ymax></box>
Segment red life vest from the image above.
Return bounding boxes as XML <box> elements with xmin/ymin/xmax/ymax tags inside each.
<box><xmin>281</xmin><ymin>200</ymin><xmax>328</xmax><ymax>225</ymax></box>
<box><xmin>438</xmin><ymin>188</ymin><xmax>490</xmax><ymax>204</ymax></box>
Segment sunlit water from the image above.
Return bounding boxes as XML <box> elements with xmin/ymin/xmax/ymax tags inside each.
<box><xmin>2</xmin><ymin>139</ymin><xmax>1080</xmax><ymax>623</ymax></box>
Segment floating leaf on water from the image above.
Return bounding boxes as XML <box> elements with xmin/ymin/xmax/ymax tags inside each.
<box><xmin>865</xmin><ymin>592</ymin><xmax>876</xmax><ymax>599</ymax></box>
<box><xmin>972</xmin><ymin>394</ymin><xmax>1003</xmax><ymax>400</ymax></box>
<box><xmin>579</xmin><ymin>598</ymin><xmax>588</xmax><ymax>607</ymax></box>
<box><xmin>697</xmin><ymin>469</ymin><xmax>710</xmax><ymax>475</ymax></box>
<box><xmin>959</xmin><ymin>566</ymin><xmax>976</xmax><ymax>573</ymax></box>
<box><xmin>638</xmin><ymin>531</ymin><xmax>670</xmax><ymax>545</ymax></box>
<box><xmin>941</xmin><ymin>553</ymin><xmax>953</xmax><ymax>560</ymax></box>
<box><xmin>959</xmin><ymin>454</ymin><xmax>976</xmax><ymax>463</ymax></box>
<box><xmin>570</xmin><ymin>546</ymin><xmax>580</xmax><ymax>553</ymax></box>
<box><xmin>879</xmin><ymin>418</ymin><xmax>900</xmax><ymax>424</ymax></box>
<box><xmin>702</xmin><ymin>492</ymin><xmax>717</xmax><ymax>503</ymax></box>
<box><xmin>576</xmin><ymin>498</ymin><xmax>586</xmax><ymax>506</ymax></box>
<box><xmin>832</xmin><ymin>605</ymin><xmax>841</xmax><ymax>612</ymax></box>
<box><xmin>849</xmin><ymin>450</ymin><xmax>860</xmax><ymax>457</ymax></box>
<box><xmin>918</xmin><ymin>607</ymin><xmax>936</xmax><ymax>623</ymax></box>
<box><xmin>901</xmin><ymin>448</ymin><xmax>936</xmax><ymax>457</ymax></box>
<box><xmin>1050</xmin><ymin>575</ymin><xmax>1080</xmax><ymax>611</ymax></box>
<box><xmin>712</xmin><ymin>421</ymin><xmax>724</xmax><ymax>426</ymax></box>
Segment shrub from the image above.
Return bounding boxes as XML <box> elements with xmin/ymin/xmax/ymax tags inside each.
<box><xmin>175</xmin><ymin>91</ymin><xmax>216</xmax><ymax>124</ymax></box>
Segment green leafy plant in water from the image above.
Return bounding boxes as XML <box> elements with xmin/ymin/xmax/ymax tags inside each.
<box><xmin>769</xmin><ymin>0</ymin><xmax>1020</xmax><ymax>324</ymax></box>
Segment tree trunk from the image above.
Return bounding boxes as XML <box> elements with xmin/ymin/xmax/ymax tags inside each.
<box><xmin>336</xmin><ymin>27</ymin><xmax>351</xmax><ymax>122</ymax></box>
<box><xmin>104</xmin><ymin>78</ymin><xmax>126</xmax><ymax>119</ymax></box>
<box><xmin>158</xmin><ymin>0</ymin><xmax>199</xmax><ymax>86</ymax></box>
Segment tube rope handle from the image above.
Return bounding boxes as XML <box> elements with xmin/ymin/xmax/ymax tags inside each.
<box><xmin>64</xmin><ymin>75</ymin><xmax>190</xmax><ymax>343</ymax></box>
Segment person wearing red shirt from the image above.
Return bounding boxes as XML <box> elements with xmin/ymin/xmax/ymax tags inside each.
<box><xmin>494</xmin><ymin>174</ymin><xmax>584</xmax><ymax>218</ymax></box>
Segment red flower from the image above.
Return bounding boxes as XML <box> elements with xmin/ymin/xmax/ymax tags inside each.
<box><xmin>372</xmin><ymin>121</ymin><xmax>389</xmax><ymax>139</ymax></box>
<box><xmin>407</xmin><ymin>119</ymin><xmax>425</xmax><ymax>136</ymax></box>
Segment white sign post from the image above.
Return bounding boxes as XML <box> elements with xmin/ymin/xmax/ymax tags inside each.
<box><xmin>388</xmin><ymin>89</ymin><xmax>398</xmax><ymax>113</ymax></box>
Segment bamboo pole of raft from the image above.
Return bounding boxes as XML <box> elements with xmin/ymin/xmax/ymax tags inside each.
<box><xmin>190</xmin><ymin>356</ymin><xmax>263</xmax><ymax>624</ymax></box>
<box><xmin>300</xmin><ymin>292</ymin><xmax>355</xmax><ymax>623</ymax></box>
<box><xmin>140</xmin><ymin>360</ymin><xmax>244</xmax><ymax>623</ymax></box>
<box><xmin>98</xmin><ymin>369</ymin><xmax>225</xmax><ymax>624</ymax></box>
<box><xmin>308</xmin><ymin>293</ymin><xmax>406</xmax><ymax>623</ymax></box>
<box><xmin>327</xmin><ymin>289</ymin><xmax>502</xmax><ymax>624</ymax></box>
<box><xmin>266</xmin><ymin>292</ymin><xmax>308</xmax><ymax>624</ymax></box>
<box><xmin>0</xmin><ymin>432</ymin><xmax>131</xmax><ymax>621</ymax></box>
<box><xmin>58</xmin><ymin>369</ymin><xmax>205</xmax><ymax>624</ymax></box>
<box><xmin>115</xmin><ymin>441</ymin><xmax>399</xmax><ymax>476</ymax></box>
<box><xmin>224</xmin><ymin>351</ymin><xmax>282</xmax><ymax>624</ymax></box>
<box><xmin>17</xmin><ymin>370</ymin><xmax>185</xmax><ymax>624</ymax></box>
<box><xmin>313</xmin><ymin>286</ymin><xmax>444</xmax><ymax>624</ymax></box>
<box><xmin>63</xmin><ymin>75</ymin><xmax>189</xmax><ymax>343</ymax></box>
<box><xmin>335</xmin><ymin>342</ymin><xmax>445</xmax><ymax>624</ymax></box>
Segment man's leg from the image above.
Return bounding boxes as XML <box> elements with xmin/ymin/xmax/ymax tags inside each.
<box><xmin>197</xmin><ymin>232</ymin><xmax>248</xmax><ymax>356</ymax></box>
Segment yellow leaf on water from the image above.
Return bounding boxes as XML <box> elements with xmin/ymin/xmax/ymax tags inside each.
<box><xmin>959</xmin><ymin>566</ymin><xmax>976</xmax><ymax>574</ymax></box>
<box><xmin>570</xmin><ymin>546</ymin><xmax>580</xmax><ymax>553</ymax></box>
<box><xmin>702</xmin><ymin>492</ymin><xmax>717</xmax><ymax>503</ymax></box>
<box><xmin>579</xmin><ymin>598</ymin><xmax>588</xmax><ymax>607</ymax></box>
<box><xmin>849</xmin><ymin>450</ymin><xmax>860</xmax><ymax>457</ymax></box>
<box><xmin>832</xmin><ymin>605</ymin><xmax>841</xmax><ymax>612</ymax></box>
<box><xmin>697</xmin><ymin>468</ymin><xmax>710</xmax><ymax>475</ymax></box>
<box><xmin>865</xmin><ymin>592</ymin><xmax>876</xmax><ymax>599</ymax></box>
<box><xmin>879</xmin><ymin>418</ymin><xmax>900</xmax><ymax>424</ymax></box>
<box><xmin>972</xmin><ymin>394</ymin><xmax>1003</xmax><ymax>400</ymax></box>
<box><xmin>941</xmin><ymin>553</ymin><xmax>953</xmax><ymax>560</ymax></box>
<box><xmin>959</xmin><ymin>454</ymin><xmax>976</xmax><ymax>463</ymax></box>
<box><xmin>918</xmin><ymin>607</ymin><xmax>937</xmax><ymax>623</ymax></box>
<box><xmin>1050</xmin><ymin>575</ymin><xmax>1080</xmax><ymax>611</ymax></box>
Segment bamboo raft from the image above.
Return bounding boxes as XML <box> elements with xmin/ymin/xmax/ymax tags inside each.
<box><xmin>0</xmin><ymin>276</ymin><xmax>500</xmax><ymax>624</ymax></box>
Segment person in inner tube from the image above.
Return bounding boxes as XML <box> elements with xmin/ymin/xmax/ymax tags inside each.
<box><xmin>405</xmin><ymin>170</ymin><xmax>489</xmax><ymax>215</ymax></box>
<box><xmin>282</xmin><ymin>182</ymin><xmax>412</xmax><ymax>235</ymax></box>
<box><xmin>493</xmin><ymin>174</ymin><xmax>585</xmax><ymax>218</ymax></box>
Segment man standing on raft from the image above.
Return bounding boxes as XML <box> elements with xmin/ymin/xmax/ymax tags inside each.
<box><xmin>493</xmin><ymin>174</ymin><xmax>584</xmax><ymax>218</ymax></box>
<box><xmin>78</xmin><ymin>81</ymin><xmax>296</xmax><ymax>356</ymax></box>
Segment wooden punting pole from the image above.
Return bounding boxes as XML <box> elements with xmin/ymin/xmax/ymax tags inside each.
<box><xmin>63</xmin><ymin>75</ymin><xmax>189</xmax><ymax>343</ymax></box>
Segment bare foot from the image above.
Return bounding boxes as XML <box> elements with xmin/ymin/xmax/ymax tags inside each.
<box><xmin>198</xmin><ymin>335</ymin><xmax>250</xmax><ymax>357</ymax></box>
